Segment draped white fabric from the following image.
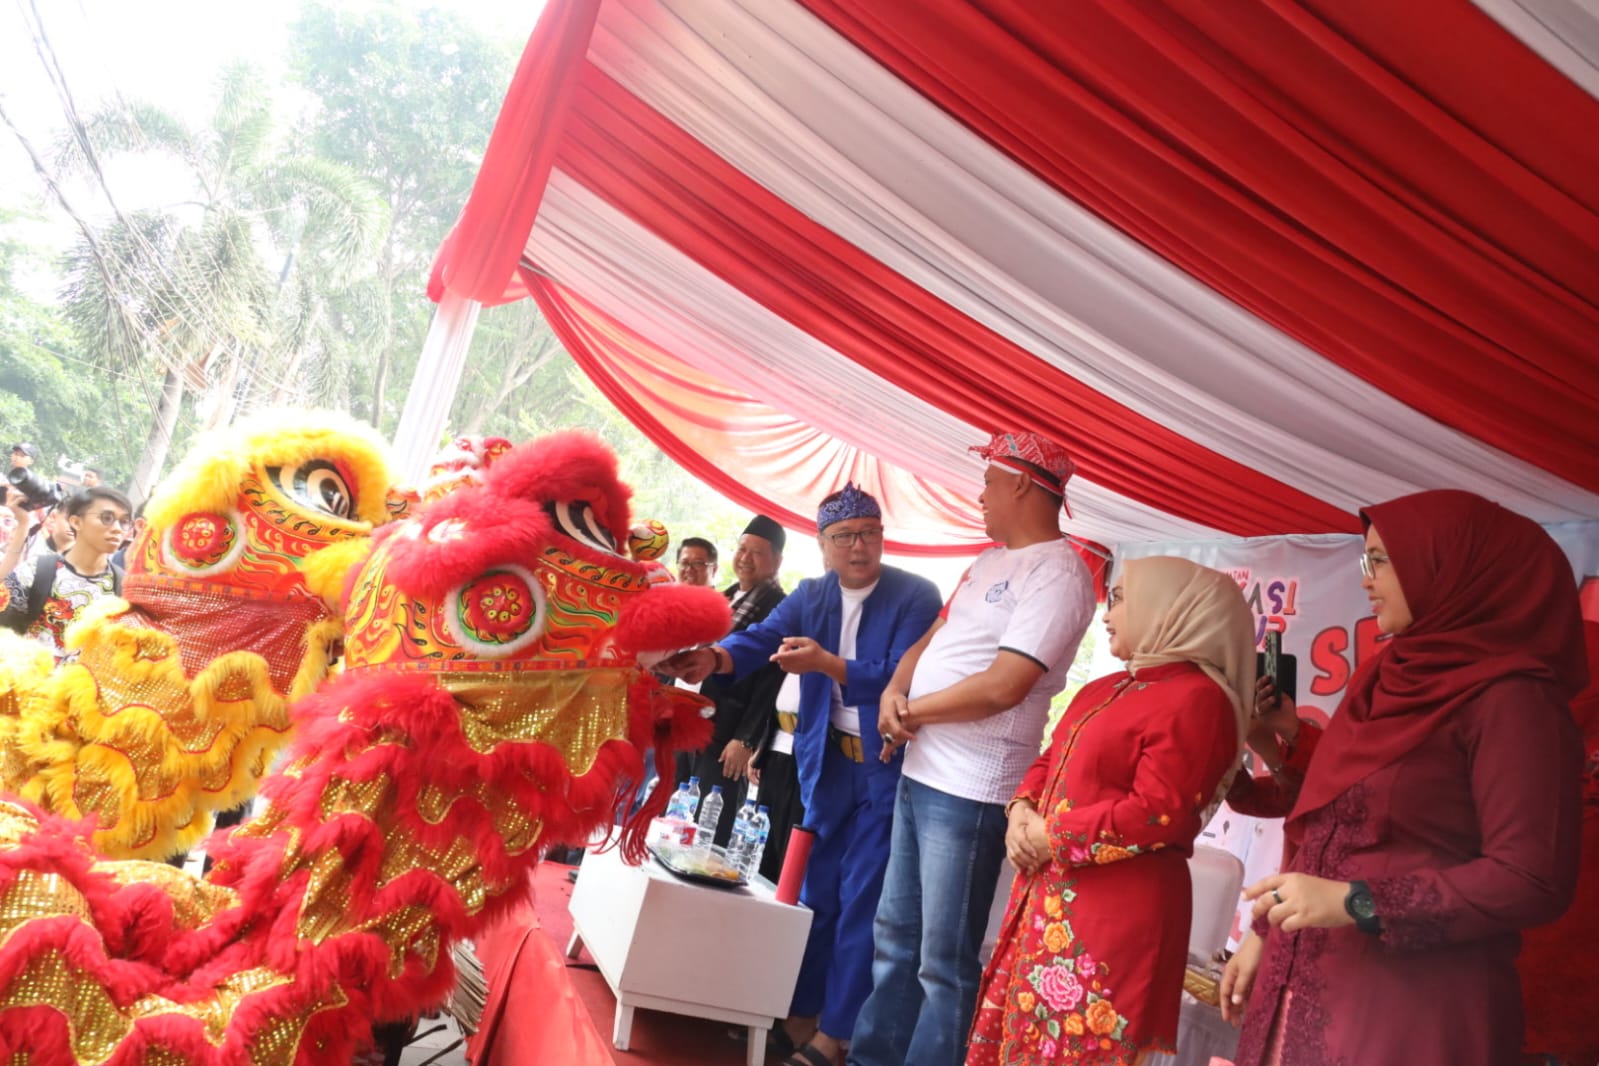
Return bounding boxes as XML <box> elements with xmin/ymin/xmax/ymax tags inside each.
<box><xmin>578</xmin><ymin>0</ymin><xmax>1599</xmax><ymax>524</ymax></box>
<box><xmin>531</xmin><ymin>174</ymin><xmax>1225</xmax><ymax>545</ymax></box>
<box><xmin>394</xmin><ymin>292</ymin><xmax>482</xmax><ymax>481</ymax></box>
<box><xmin>1473</xmin><ymin>0</ymin><xmax>1599</xmax><ymax>98</ymax></box>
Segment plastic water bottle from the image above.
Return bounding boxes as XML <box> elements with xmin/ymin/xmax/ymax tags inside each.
<box><xmin>664</xmin><ymin>781</ymin><xmax>694</xmax><ymax>822</ymax></box>
<box><xmin>695</xmin><ymin>785</ymin><xmax>724</xmax><ymax>849</ymax></box>
<box><xmin>742</xmin><ymin>806</ymin><xmax>771</xmax><ymax>879</ymax></box>
<box><xmin>684</xmin><ymin>776</ymin><xmax>703</xmax><ymax>820</ymax></box>
<box><xmin>728</xmin><ymin>799</ymin><xmax>757</xmax><ymax>871</ymax></box>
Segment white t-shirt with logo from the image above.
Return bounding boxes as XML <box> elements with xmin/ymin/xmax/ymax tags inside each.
<box><xmin>904</xmin><ymin>540</ymin><xmax>1095</xmax><ymax>804</ymax></box>
<box><xmin>829</xmin><ymin>579</ymin><xmax>879</xmax><ymax>736</ymax></box>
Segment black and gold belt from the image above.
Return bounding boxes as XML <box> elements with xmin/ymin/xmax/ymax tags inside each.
<box><xmin>828</xmin><ymin>725</ymin><xmax>864</xmax><ymax>763</ymax></box>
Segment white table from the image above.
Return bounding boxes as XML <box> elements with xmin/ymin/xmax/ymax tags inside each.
<box><xmin>566</xmin><ymin>839</ymin><xmax>814</xmax><ymax>1066</ymax></box>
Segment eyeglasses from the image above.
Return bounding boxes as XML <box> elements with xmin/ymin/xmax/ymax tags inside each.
<box><xmin>1358</xmin><ymin>550</ymin><xmax>1389</xmax><ymax>581</ymax></box>
<box><xmin>678</xmin><ymin>561</ymin><xmax>712</xmax><ymax>572</ymax></box>
<box><xmin>824</xmin><ymin>527</ymin><xmax>884</xmax><ymax>548</ymax></box>
<box><xmin>1106</xmin><ymin>586</ymin><xmax>1124</xmax><ymax>607</ymax></box>
<box><xmin>93</xmin><ymin>510</ymin><xmax>135</xmax><ymax>530</ymax></box>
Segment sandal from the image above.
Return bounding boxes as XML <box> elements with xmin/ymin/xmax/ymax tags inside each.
<box><xmin>783</xmin><ymin>1044</ymin><xmax>836</xmax><ymax>1066</ymax></box>
<box><xmin>767</xmin><ymin>1024</ymin><xmax>798</xmax><ymax>1058</ymax></box>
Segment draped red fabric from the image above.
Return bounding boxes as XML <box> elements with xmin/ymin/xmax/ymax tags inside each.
<box><xmin>425</xmin><ymin>0</ymin><xmax>599</xmax><ymax>305</ymax></box>
<box><xmin>549</xmin><ymin>64</ymin><xmax>1356</xmax><ymax>539</ymax></box>
<box><xmin>798</xmin><ymin>0</ymin><xmax>1599</xmax><ymax>492</ymax></box>
<box><xmin>524</xmin><ymin>267</ymin><xmax>1056</xmax><ymax>557</ymax></box>
<box><xmin>1287</xmin><ymin>490</ymin><xmax>1590</xmax><ymax>839</ymax></box>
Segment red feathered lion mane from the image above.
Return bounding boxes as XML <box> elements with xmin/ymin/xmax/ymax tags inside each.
<box><xmin>0</xmin><ymin>428</ymin><xmax>736</xmax><ymax>1064</ymax></box>
<box><xmin>381</xmin><ymin>429</ymin><xmax>639</xmax><ymax>599</ymax></box>
<box><xmin>374</xmin><ymin>428</ymin><xmax>730</xmax><ymax>655</ymax></box>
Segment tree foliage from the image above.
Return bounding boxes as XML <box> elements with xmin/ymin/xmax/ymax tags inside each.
<box><xmin>51</xmin><ymin>62</ymin><xmax>386</xmax><ymax>496</ymax></box>
<box><xmin>0</xmin><ymin>206</ymin><xmax>145</xmax><ymax>482</ymax></box>
<box><xmin>289</xmin><ymin>1</ymin><xmax>515</xmax><ymax>431</ymax></box>
<box><xmin>3</xmin><ymin>3</ymin><xmax>776</xmax><ymax>566</ymax></box>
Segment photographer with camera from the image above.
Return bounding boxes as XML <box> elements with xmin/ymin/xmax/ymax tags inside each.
<box><xmin>6</xmin><ymin>442</ymin><xmax>69</xmax><ymax>559</ymax></box>
<box><xmin>0</xmin><ymin>486</ymin><xmax>131</xmax><ymax>659</ymax></box>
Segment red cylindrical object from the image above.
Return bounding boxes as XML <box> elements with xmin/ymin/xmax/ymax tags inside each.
<box><xmin>774</xmin><ymin>826</ymin><xmax>815</xmax><ymax>905</ymax></box>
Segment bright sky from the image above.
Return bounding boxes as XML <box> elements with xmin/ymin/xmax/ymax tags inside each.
<box><xmin>0</xmin><ymin>0</ymin><xmax>544</xmax><ymax>227</ymax></box>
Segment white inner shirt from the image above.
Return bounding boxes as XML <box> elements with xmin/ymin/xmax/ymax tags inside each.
<box><xmin>828</xmin><ymin>579</ymin><xmax>878</xmax><ymax>736</ymax></box>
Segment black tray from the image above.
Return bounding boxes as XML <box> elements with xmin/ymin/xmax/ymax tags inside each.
<box><xmin>648</xmin><ymin>842</ymin><xmax>749</xmax><ymax>890</ymax></box>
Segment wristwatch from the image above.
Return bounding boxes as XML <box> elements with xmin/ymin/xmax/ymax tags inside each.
<box><xmin>1344</xmin><ymin>880</ymin><xmax>1382</xmax><ymax>935</ymax></box>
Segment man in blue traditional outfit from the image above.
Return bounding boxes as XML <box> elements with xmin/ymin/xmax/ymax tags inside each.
<box><xmin>664</xmin><ymin>484</ymin><xmax>942</xmax><ymax>1066</ymax></box>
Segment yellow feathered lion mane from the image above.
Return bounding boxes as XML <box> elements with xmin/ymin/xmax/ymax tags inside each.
<box><xmin>0</xmin><ymin>410</ymin><xmax>397</xmax><ymax>860</ymax></box>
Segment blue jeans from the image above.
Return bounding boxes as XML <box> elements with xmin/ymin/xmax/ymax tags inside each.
<box><xmin>847</xmin><ymin>776</ymin><xmax>1008</xmax><ymax>1066</ymax></box>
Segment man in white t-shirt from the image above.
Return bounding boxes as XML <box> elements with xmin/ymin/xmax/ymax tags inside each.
<box><xmin>848</xmin><ymin>432</ymin><xmax>1096</xmax><ymax>1066</ymax></box>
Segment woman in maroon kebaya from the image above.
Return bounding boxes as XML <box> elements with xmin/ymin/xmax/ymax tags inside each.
<box><xmin>1224</xmin><ymin>490</ymin><xmax>1587</xmax><ymax>1065</ymax></box>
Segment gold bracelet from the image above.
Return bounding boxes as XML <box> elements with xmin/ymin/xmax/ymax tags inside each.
<box><xmin>1004</xmin><ymin>797</ymin><xmax>1036</xmax><ymax>818</ymax></box>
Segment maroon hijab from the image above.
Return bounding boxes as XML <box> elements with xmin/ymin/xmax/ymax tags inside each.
<box><xmin>1287</xmin><ymin>490</ymin><xmax>1588</xmax><ymax>840</ymax></box>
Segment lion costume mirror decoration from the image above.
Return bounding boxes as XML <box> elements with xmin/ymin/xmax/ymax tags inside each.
<box><xmin>0</xmin><ymin>428</ymin><xmax>727</xmax><ymax>1061</ymax></box>
<box><xmin>0</xmin><ymin>411</ymin><xmax>396</xmax><ymax>861</ymax></box>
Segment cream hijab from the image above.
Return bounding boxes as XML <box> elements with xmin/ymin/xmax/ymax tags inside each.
<box><xmin>1120</xmin><ymin>556</ymin><xmax>1257</xmax><ymax>803</ymax></box>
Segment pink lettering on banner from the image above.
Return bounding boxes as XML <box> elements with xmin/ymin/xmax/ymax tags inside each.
<box><xmin>1240</xmin><ymin>575</ymin><xmax>1301</xmax><ymax>646</ymax></box>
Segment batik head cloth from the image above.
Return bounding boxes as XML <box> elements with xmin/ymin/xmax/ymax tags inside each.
<box><xmin>970</xmin><ymin>431</ymin><xmax>1076</xmax><ymax>516</ymax></box>
<box><xmin>817</xmin><ymin>482</ymin><xmax>882</xmax><ymax>532</ymax></box>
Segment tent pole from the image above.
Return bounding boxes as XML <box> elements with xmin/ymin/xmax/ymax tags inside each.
<box><xmin>392</xmin><ymin>291</ymin><xmax>482</xmax><ymax>482</ymax></box>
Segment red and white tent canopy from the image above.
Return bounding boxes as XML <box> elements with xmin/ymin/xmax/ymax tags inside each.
<box><xmin>418</xmin><ymin>0</ymin><xmax>1599</xmax><ymax>556</ymax></box>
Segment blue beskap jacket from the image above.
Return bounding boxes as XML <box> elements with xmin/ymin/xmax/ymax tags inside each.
<box><xmin>719</xmin><ymin>566</ymin><xmax>942</xmax><ymax>810</ymax></box>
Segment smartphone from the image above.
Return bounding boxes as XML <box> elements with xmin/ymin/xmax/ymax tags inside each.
<box><xmin>1255</xmin><ymin>632</ymin><xmax>1297</xmax><ymax>706</ymax></box>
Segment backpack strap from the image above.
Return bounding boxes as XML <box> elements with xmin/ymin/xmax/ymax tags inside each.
<box><xmin>24</xmin><ymin>553</ymin><xmax>58</xmax><ymax>633</ymax></box>
<box><xmin>111</xmin><ymin>561</ymin><xmax>124</xmax><ymax>597</ymax></box>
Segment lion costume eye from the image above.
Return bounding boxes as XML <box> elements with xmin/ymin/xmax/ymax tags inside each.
<box><xmin>266</xmin><ymin>461</ymin><xmax>354</xmax><ymax>520</ymax></box>
<box><xmin>543</xmin><ymin>500</ymin><xmax>619</xmax><ymax>554</ymax></box>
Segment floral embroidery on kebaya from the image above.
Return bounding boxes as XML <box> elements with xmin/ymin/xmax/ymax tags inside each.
<box><xmin>1055</xmin><ymin>825</ymin><xmax>1145</xmax><ymax>868</ymax></box>
<box><xmin>970</xmin><ymin>666</ymin><xmax>1232</xmax><ymax>1065</ymax></box>
<box><xmin>1010</xmin><ymin>877</ymin><xmax>1138</xmax><ymax>1060</ymax></box>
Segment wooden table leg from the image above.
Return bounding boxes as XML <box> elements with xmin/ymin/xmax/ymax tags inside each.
<box><xmin>612</xmin><ymin>1001</ymin><xmax>635</xmax><ymax>1051</ymax></box>
<box><xmin>746</xmin><ymin>1025</ymin><xmax>767</xmax><ymax>1066</ymax></box>
<box><xmin>564</xmin><ymin>928</ymin><xmax>583</xmax><ymax>959</ymax></box>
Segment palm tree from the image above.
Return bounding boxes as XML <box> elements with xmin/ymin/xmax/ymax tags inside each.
<box><xmin>58</xmin><ymin>63</ymin><xmax>386</xmax><ymax>499</ymax></box>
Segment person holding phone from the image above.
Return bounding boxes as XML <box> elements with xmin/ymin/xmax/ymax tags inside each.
<box><xmin>1223</xmin><ymin>671</ymin><xmax>1322</xmax><ymax>819</ymax></box>
<box><xmin>1222</xmin><ymin>490</ymin><xmax>1585</xmax><ymax>1065</ymax></box>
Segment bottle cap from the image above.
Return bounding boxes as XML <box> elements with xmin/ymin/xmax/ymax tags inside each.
<box><xmin>711</xmin><ymin>785</ymin><xmax>722</xmax><ymax>793</ymax></box>
<box><xmin>758</xmin><ymin>805</ymin><xmax>769</xmax><ymax>813</ymax></box>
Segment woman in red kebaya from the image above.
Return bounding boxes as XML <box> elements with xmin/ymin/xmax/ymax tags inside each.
<box><xmin>967</xmin><ymin>556</ymin><xmax>1254</xmax><ymax>1065</ymax></box>
<box><xmin>1226</xmin><ymin>490</ymin><xmax>1586</xmax><ymax>1065</ymax></box>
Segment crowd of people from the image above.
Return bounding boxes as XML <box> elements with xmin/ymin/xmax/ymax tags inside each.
<box><xmin>1</xmin><ymin>425</ymin><xmax>1590</xmax><ymax>1066</ymax></box>
<box><xmin>651</xmin><ymin>430</ymin><xmax>1591</xmax><ymax>1066</ymax></box>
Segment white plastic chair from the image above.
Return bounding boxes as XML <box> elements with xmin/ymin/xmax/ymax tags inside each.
<box><xmin>1187</xmin><ymin>844</ymin><xmax>1245</xmax><ymax>960</ymax></box>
